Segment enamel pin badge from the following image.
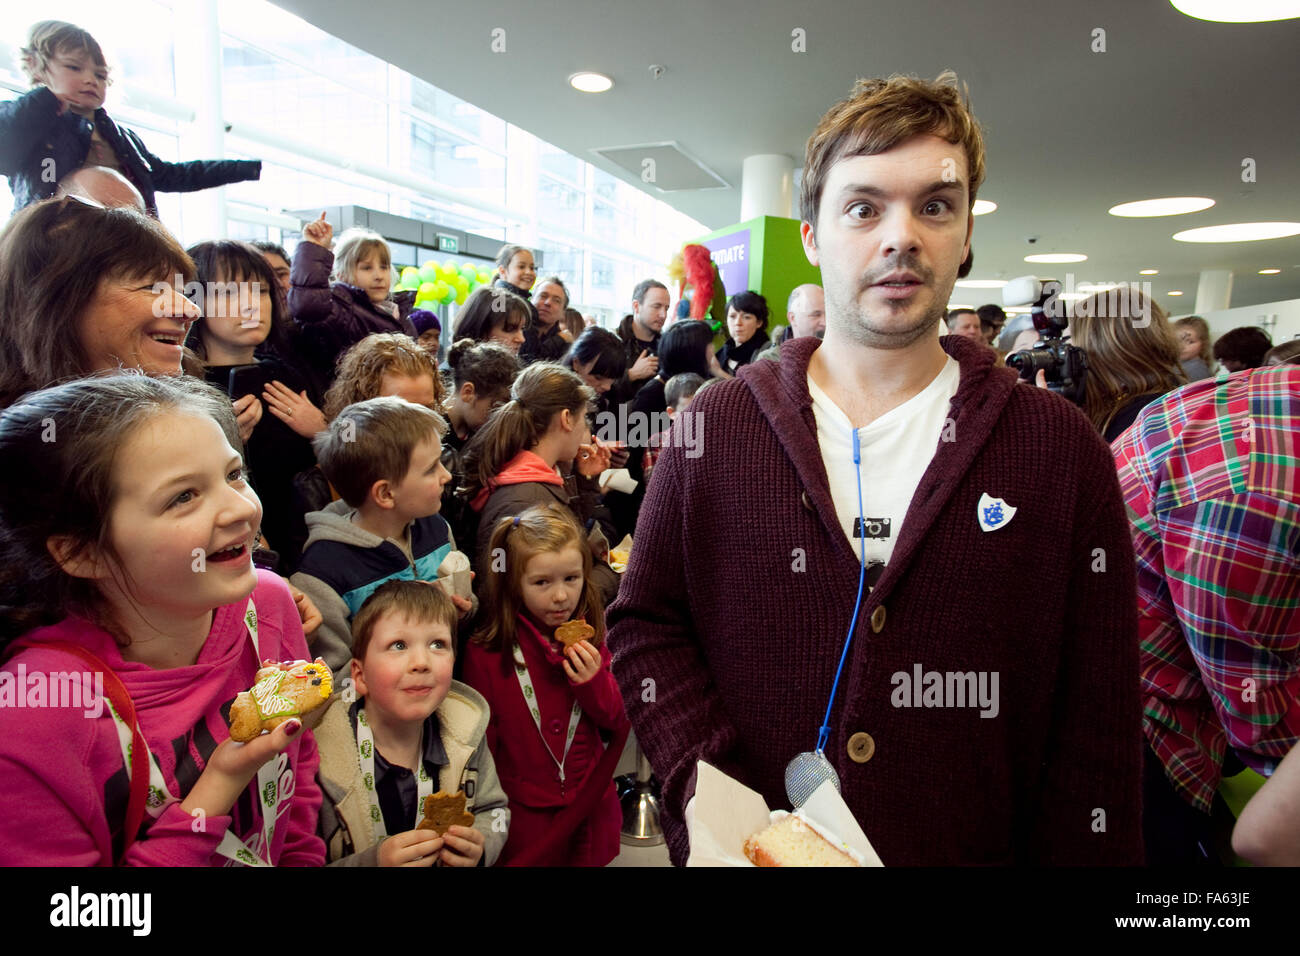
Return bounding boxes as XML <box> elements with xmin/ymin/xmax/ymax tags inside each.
<box><xmin>977</xmin><ymin>493</ymin><xmax>1016</xmax><ymax>532</ymax></box>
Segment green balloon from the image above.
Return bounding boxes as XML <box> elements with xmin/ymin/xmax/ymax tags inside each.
<box><xmin>418</xmin><ymin>265</ymin><xmax>438</xmax><ymax>284</ymax></box>
<box><xmin>401</xmin><ymin>266</ymin><xmax>420</xmax><ymax>284</ymax></box>
<box><xmin>441</xmin><ymin>286</ymin><xmax>457</xmax><ymax>305</ymax></box>
<box><xmin>459</xmin><ymin>264</ymin><xmax>477</xmax><ymax>281</ymax></box>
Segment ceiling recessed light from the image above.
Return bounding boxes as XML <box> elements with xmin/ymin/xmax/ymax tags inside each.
<box><xmin>954</xmin><ymin>279</ymin><xmax>1007</xmax><ymax>289</ymax></box>
<box><xmin>1259</xmin><ymin>268</ymin><xmax>1282</xmax><ymax>274</ymax></box>
<box><xmin>1108</xmin><ymin>197</ymin><xmax>1215</xmax><ymax>217</ymax></box>
<box><xmin>972</xmin><ymin>200</ymin><xmax>997</xmax><ymax>216</ymax></box>
<box><xmin>946</xmin><ymin>303</ymin><xmax>975</xmax><ymax>310</ymax></box>
<box><xmin>1173</xmin><ymin>222</ymin><xmax>1300</xmax><ymax>242</ymax></box>
<box><xmin>1139</xmin><ymin>269</ymin><xmax>1159</xmax><ymax>275</ymax></box>
<box><xmin>1169</xmin><ymin>1</ymin><xmax>1300</xmax><ymax>23</ymax></box>
<box><xmin>569</xmin><ymin>72</ymin><xmax>613</xmax><ymax>93</ymax></box>
<box><xmin>1024</xmin><ymin>253</ymin><xmax>1088</xmax><ymax>263</ymax></box>
<box><xmin>1168</xmin><ymin>291</ymin><xmax>1184</xmax><ymax>296</ymax></box>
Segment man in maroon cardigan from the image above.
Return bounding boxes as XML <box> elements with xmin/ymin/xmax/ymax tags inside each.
<box><xmin>606</xmin><ymin>73</ymin><xmax>1144</xmax><ymax>865</ymax></box>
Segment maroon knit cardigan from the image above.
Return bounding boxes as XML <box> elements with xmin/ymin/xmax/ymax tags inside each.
<box><xmin>606</xmin><ymin>333</ymin><xmax>1143</xmax><ymax>865</ymax></box>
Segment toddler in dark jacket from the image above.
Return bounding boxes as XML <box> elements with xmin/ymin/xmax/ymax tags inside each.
<box><xmin>0</xmin><ymin>20</ymin><xmax>261</xmax><ymax>216</ymax></box>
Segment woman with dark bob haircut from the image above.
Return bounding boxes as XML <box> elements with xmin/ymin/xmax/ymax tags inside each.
<box><xmin>451</xmin><ymin>286</ymin><xmax>530</xmax><ymax>356</ymax></box>
<box><xmin>561</xmin><ymin>327</ymin><xmax>627</xmax><ymax>403</ymax></box>
<box><xmin>716</xmin><ymin>290</ymin><xmax>770</xmax><ymax>374</ymax></box>
<box><xmin>631</xmin><ymin>319</ymin><xmax>716</xmax><ymax>419</ymax></box>
<box><xmin>0</xmin><ymin>198</ymin><xmax>200</xmax><ymax>408</ymax></box>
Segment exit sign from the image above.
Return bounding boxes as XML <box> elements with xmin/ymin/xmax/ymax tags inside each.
<box><xmin>437</xmin><ymin>233</ymin><xmax>459</xmax><ymax>254</ymax></box>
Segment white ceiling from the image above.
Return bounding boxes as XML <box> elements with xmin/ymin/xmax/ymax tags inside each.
<box><xmin>273</xmin><ymin>0</ymin><xmax>1300</xmax><ymax>311</ymax></box>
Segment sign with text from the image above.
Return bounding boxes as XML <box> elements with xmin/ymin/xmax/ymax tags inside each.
<box><xmin>701</xmin><ymin>230</ymin><xmax>750</xmax><ymax>303</ymax></box>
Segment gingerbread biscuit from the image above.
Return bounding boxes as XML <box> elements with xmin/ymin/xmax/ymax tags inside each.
<box><xmin>554</xmin><ymin>619</ymin><xmax>596</xmax><ymax>647</ymax></box>
<box><xmin>416</xmin><ymin>791</ymin><xmax>474</xmax><ymax>836</ymax></box>
<box><xmin>228</xmin><ymin>658</ymin><xmax>332</xmax><ymax>742</ymax></box>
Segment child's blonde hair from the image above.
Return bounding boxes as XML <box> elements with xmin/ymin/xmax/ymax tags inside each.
<box><xmin>20</xmin><ymin>20</ymin><xmax>108</xmax><ymax>86</ymax></box>
<box><xmin>472</xmin><ymin>504</ymin><xmax>604</xmax><ymax>653</ymax></box>
<box><xmin>332</xmin><ymin>228</ymin><xmax>393</xmax><ymax>288</ymax></box>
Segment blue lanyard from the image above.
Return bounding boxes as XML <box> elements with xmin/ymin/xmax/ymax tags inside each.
<box><xmin>815</xmin><ymin>428</ymin><xmax>868</xmax><ymax>754</ymax></box>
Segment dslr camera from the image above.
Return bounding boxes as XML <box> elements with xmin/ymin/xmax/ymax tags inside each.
<box><xmin>1001</xmin><ymin>275</ymin><xmax>1088</xmax><ymax>405</ymax></box>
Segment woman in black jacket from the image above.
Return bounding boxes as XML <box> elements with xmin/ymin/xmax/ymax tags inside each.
<box><xmin>716</xmin><ymin>290</ymin><xmax>771</xmax><ymax>374</ymax></box>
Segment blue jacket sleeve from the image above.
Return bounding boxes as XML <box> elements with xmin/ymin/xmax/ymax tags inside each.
<box><xmin>0</xmin><ymin>87</ymin><xmax>63</xmax><ymax>175</ymax></box>
<box><xmin>125</xmin><ymin>128</ymin><xmax>261</xmax><ymax>194</ymax></box>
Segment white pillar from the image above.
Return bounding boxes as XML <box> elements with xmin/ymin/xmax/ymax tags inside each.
<box><xmin>173</xmin><ymin>0</ymin><xmax>226</xmax><ymax>241</ymax></box>
<box><xmin>1195</xmin><ymin>269</ymin><xmax>1233</xmax><ymax>314</ymax></box>
<box><xmin>741</xmin><ymin>154</ymin><xmax>793</xmax><ymax>221</ymax></box>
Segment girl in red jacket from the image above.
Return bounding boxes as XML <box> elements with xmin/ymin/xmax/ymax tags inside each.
<box><xmin>462</xmin><ymin>504</ymin><xmax>629</xmax><ymax>866</ymax></box>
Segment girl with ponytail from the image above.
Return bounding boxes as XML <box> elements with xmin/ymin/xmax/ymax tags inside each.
<box><xmin>461</xmin><ymin>363</ymin><xmax>619</xmax><ymax>602</ymax></box>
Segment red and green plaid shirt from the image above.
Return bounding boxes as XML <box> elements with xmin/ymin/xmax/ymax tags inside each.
<box><xmin>1114</xmin><ymin>364</ymin><xmax>1300</xmax><ymax>813</ymax></box>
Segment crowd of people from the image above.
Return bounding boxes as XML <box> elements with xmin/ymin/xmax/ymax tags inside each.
<box><xmin>0</xmin><ymin>21</ymin><xmax>1295</xmax><ymax>869</ymax></box>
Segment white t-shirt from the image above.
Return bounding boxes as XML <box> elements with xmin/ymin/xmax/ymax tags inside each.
<box><xmin>807</xmin><ymin>357</ymin><xmax>961</xmax><ymax>569</ymax></box>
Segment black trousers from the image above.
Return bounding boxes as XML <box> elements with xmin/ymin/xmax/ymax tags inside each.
<box><xmin>1142</xmin><ymin>745</ymin><xmax>1244</xmax><ymax>866</ymax></box>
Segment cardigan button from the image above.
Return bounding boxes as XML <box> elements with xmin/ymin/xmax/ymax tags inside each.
<box><xmin>847</xmin><ymin>732</ymin><xmax>875</xmax><ymax>763</ymax></box>
<box><xmin>800</xmin><ymin>490</ymin><xmax>815</xmax><ymax>513</ymax></box>
<box><xmin>870</xmin><ymin>605</ymin><xmax>886</xmax><ymax>633</ymax></box>
<box><xmin>548</xmin><ymin>718</ymin><xmax>562</xmax><ymax>735</ymax></box>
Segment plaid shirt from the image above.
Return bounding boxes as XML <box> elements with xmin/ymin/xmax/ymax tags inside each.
<box><xmin>1113</xmin><ymin>364</ymin><xmax>1300</xmax><ymax>813</ymax></box>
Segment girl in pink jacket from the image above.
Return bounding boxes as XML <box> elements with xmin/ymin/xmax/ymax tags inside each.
<box><xmin>462</xmin><ymin>504</ymin><xmax>629</xmax><ymax>866</ymax></box>
<box><xmin>0</xmin><ymin>373</ymin><xmax>324</xmax><ymax>866</ymax></box>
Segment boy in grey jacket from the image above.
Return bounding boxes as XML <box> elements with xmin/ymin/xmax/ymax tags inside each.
<box><xmin>317</xmin><ymin>580</ymin><xmax>509</xmax><ymax>866</ymax></box>
<box><xmin>292</xmin><ymin>397</ymin><xmax>475</xmax><ymax>680</ymax></box>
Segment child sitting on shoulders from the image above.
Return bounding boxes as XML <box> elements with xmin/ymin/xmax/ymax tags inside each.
<box><xmin>291</xmin><ymin>397</ymin><xmax>473</xmax><ymax>679</ymax></box>
<box><xmin>0</xmin><ymin>20</ymin><xmax>261</xmax><ymax>216</ymax></box>
<box><xmin>316</xmin><ymin>580</ymin><xmax>509</xmax><ymax>866</ymax></box>
<box><xmin>289</xmin><ymin>214</ymin><xmax>416</xmax><ymax>385</ymax></box>
<box><xmin>461</xmin><ymin>504</ymin><xmax>629</xmax><ymax>866</ymax></box>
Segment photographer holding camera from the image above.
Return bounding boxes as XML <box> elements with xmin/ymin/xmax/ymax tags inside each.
<box><xmin>1007</xmin><ymin>282</ymin><xmax>1186</xmax><ymax>443</ymax></box>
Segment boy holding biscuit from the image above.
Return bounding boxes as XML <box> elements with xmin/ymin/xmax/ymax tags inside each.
<box><xmin>292</xmin><ymin>397</ymin><xmax>475</xmax><ymax>679</ymax></box>
<box><xmin>315</xmin><ymin>580</ymin><xmax>509</xmax><ymax>866</ymax></box>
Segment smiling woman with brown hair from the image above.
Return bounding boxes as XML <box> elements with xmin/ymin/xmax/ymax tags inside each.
<box><xmin>0</xmin><ymin>197</ymin><xmax>199</xmax><ymax>409</ymax></box>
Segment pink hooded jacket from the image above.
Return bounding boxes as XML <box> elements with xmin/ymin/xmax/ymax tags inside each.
<box><xmin>0</xmin><ymin>570</ymin><xmax>324</xmax><ymax>866</ymax></box>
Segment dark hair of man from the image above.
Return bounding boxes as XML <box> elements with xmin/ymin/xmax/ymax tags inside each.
<box><xmin>632</xmin><ymin>278</ymin><xmax>668</xmax><ymax>305</ymax></box>
<box><xmin>1213</xmin><ymin>326</ymin><xmax>1272</xmax><ymax>369</ymax></box>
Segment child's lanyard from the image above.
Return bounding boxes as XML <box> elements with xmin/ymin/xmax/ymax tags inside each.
<box><xmin>103</xmin><ymin>601</ymin><xmax>285</xmax><ymax>867</ymax></box>
<box><xmin>512</xmin><ymin>642</ymin><xmax>582</xmax><ymax>794</ymax></box>
<box><xmin>354</xmin><ymin>705</ymin><xmax>433</xmax><ymax>847</ymax></box>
